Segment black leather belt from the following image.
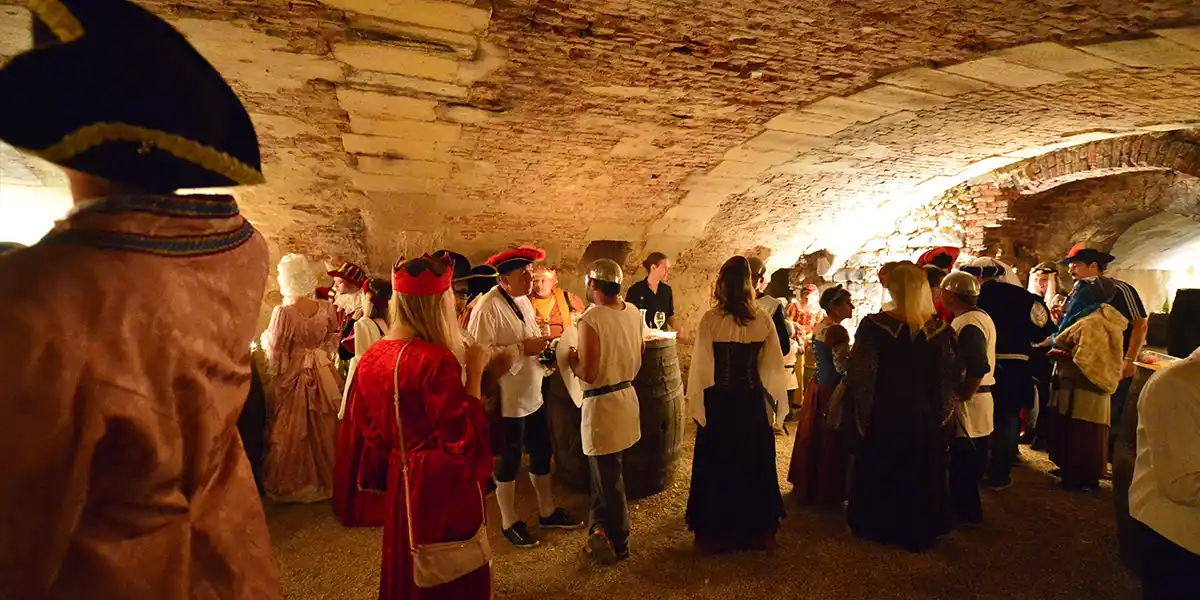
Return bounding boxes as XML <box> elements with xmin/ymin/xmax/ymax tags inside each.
<box><xmin>583</xmin><ymin>380</ymin><xmax>633</xmax><ymax>398</ymax></box>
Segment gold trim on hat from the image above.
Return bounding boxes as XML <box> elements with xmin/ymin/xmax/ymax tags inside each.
<box><xmin>27</xmin><ymin>0</ymin><xmax>84</xmax><ymax>43</ymax></box>
<box><xmin>21</xmin><ymin>122</ymin><xmax>265</xmax><ymax>186</ymax></box>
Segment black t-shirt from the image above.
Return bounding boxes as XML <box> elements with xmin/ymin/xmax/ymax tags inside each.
<box><xmin>958</xmin><ymin>323</ymin><xmax>991</xmax><ymax>380</ymax></box>
<box><xmin>625</xmin><ymin>279</ymin><xmax>674</xmax><ymax>330</ymax></box>
<box><xmin>1107</xmin><ymin>278</ymin><xmax>1147</xmax><ymax>354</ymax></box>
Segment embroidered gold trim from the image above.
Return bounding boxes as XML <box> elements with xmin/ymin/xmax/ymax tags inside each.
<box><xmin>23</xmin><ymin>122</ymin><xmax>265</xmax><ymax>186</ymax></box>
<box><xmin>27</xmin><ymin>0</ymin><xmax>84</xmax><ymax>43</ymax></box>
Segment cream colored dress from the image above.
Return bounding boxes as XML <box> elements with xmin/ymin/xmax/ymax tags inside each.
<box><xmin>262</xmin><ymin>300</ymin><xmax>344</xmax><ymax>502</ymax></box>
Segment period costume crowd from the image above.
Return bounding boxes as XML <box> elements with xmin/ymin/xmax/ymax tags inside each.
<box><xmin>2</xmin><ymin>2</ymin><xmax>1193</xmax><ymax>600</ymax></box>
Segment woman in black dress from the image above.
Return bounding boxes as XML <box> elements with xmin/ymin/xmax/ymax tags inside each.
<box><xmin>686</xmin><ymin>256</ymin><xmax>790</xmax><ymax>553</ymax></box>
<box><xmin>843</xmin><ymin>263</ymin><xmax>960</xmax><ymax>553</ymax></box>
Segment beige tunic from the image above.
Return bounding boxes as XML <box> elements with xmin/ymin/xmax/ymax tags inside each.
<box><xmin>0</xmin><ymin>195</ymin><xmax>281</xmax><ymax>599</ymax></box>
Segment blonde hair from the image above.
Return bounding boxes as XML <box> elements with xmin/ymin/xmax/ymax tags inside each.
<box><xmin>277</xmin><ymin>253</ymin><xmax>318</xmax><ymax>300</ymax></box>
<box><xmin>886</xmin><ymin>263</ymin><xmax>936</xmax><ymax>336</ymax></box>
<box><xmin>390</xmin><ymin>288</ymin><xmax>462</xmax><ymax>353</ymax></box>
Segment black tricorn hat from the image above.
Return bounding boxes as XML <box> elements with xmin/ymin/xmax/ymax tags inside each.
<box><xmin>0</xmin><ymin>0</ymin><xmax>263</xmax><ymax>192</ymax></box>
<box><xmin>1059</xmin><ymin>242</ymin><xmax>1116</xmax><ymax>266</ymax></box>
<box><xmin>431</xmin><ymin>250</ymin><xmax>472</xmax><ymax>281</ymax></box>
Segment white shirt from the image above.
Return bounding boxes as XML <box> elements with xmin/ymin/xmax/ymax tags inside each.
<box><xmin>1130</xmin><ymin>349</ymin><xmax>1200</xmax><ymax>555</ymax></box>
<box><xmin>782</xmin><ymin>320</ymin><xmax>799</xmax><ymax>391</ymax></box>
<box><xmin>339</xmin><ymin>316</ymin><xmax>386</xmax><ymax>419</ymax></box>
<box><xmin>577</xmin><ymin>302</ymin><xmax>644</xmax><ymax>456</ymax></box>
<box><xmin>950</xmin><ymin>309</ymin><xmax>997</xmax><ymax>438</ymax></box>
<box><xmin>686</xmin><ymin>307</ymin><xmax>789</xmax><ymax>428</ymax></box>
<box><xmin>467</xmin><ymin>286</ymin><xmax>544</xmax><ymax>418</ymax></box>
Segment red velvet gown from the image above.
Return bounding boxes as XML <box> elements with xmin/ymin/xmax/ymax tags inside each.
<box><xmin>350</xmin><ymin>338</ymin><xmax>493</xmax><ymax>600</ymax></box>
<box><xmin>333</xmin><ymin>391</ymin><xmax>389</xmax><ymax>527</ymax></box>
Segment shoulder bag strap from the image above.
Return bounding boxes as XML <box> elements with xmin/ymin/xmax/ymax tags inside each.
<box><xmin>392</xmin><ymin>341</ymin><xmax>487</xmax><ymax>555</ymax></box>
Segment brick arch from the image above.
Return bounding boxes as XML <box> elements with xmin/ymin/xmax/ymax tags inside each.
<box><xmin>972</xmin><ymin>169</ymin><xmax>1200</xmax><ymax>278</ymax></box>
<box><xmin>1007</xmin><ymin>131</ymin><xmax>1200</xmax><ymax>195</ymax></box>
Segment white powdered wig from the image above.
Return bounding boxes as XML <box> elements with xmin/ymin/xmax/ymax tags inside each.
<box><xmin>277</xmin><ymin>253</ymin><xmax>318</xmax><ymax>299</ymax></box>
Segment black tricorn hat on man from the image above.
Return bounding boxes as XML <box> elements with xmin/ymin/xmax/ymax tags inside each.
<box><xmin>0</xmin><ymin>0</ymin><xmax>263</xmax><ymax>193</ymax></box>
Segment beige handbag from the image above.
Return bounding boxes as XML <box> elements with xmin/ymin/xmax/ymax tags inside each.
<box><xmin>392</xmin><ymin>345</ymin><xmax>492</xmax><ymax>588</ymax></box>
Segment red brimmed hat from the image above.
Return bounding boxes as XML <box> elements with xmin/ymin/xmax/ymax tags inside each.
<box><xmin>487</xmin><ymin>245</ymin><xmax>546</xmax><ymax>274</ymax></box>
<box><xmin>328</xmin><ymin>262</ymin><xmax>367</xmax><ymax>286</ymax></box>
<box><xmin>1060</xmin><ymin>242</ymin><xmax>1115</xmax><ymax>265</ymax></box>
<box><xmin>392</xmin><ymin>254</ymin><xmax>454</xmax><ymax>296</ymax></box>
<box><xmin>916</xmin><ymin>246</ymin><xmax>960</xmax><ymax>270</ymax></box>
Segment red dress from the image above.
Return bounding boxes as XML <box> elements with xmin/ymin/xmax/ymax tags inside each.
<box><xmin>350</xmin><ymin>338</ymin><xmax>493</xmax><ymax>600</ymax></box>
<box><xmin>333</xmin><ymin>391</ymin><xmax>389</xmax><ymax>527</ymax></box>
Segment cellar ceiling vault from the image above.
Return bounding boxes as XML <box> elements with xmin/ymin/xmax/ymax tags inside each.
<box><xmin>1</xmin><ymin>0</ymin><xmax>1199</xmax><ymax>276</ymax></box>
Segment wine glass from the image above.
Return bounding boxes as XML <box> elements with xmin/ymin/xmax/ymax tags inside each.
<box><xmin>653</xmin><ymin>311</ymin><xmax>666</xmax><ymax>330</ymax></box>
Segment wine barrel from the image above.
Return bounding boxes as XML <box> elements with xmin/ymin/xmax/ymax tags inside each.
<box><xmin>544</xmin><ymin>372</ymin><xmax>590</xmax><ymax>494</ymax></box>
<box><xmin>626</xmin><ymin>338</ymin><xmax>686</xmax><ymax>499</ymax></box>
<box><xmin>545</xmin><ymin>338</ymin><xmax>687</xmax><ymax>500</ymax></box>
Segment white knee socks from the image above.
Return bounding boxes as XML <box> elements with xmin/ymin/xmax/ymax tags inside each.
<box><xmin>496</xmin><ymin>481</ymin><xmax>518</xmax><ymax>530</ymax></box>
<box><xmin>531</xmin><ymin>473</ymin><xmax>555</xmax><ymax>519</ymax></box>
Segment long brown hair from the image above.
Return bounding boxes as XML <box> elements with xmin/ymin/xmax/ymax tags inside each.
<box><xmin>714</xmin><ymin>256</ymin><xmax>757</xmax><ymax>326</ymax></box>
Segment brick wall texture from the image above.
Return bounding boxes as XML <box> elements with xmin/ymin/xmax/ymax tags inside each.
<box><xmin>2</xmin><ymin>1</ymin><xmax>1200</xmax><ymax>333</ymax></box>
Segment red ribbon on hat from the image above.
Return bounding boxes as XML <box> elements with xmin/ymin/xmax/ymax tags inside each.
<box><xmin>392</xmin><ymin>254</ymin><xmax>454</xmax><ymax>296</ymax></box>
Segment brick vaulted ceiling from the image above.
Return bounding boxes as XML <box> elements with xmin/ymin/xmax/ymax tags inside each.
<box><xmin>1</xmin><ymin>0</ymin><xmax>1199</xmax><ymax>275</ymax></box>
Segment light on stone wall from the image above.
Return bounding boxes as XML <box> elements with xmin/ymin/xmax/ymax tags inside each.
<box><xmin>0</xmin><ymin>184</ymin><xmax>73</xmax><ymax>245</ymax></box>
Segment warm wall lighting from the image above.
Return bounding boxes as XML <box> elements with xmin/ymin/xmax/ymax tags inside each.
<box><xmin>0</xmin><ymin>184</ymin><xmax>73</xmax><ymax>245</ymax></box>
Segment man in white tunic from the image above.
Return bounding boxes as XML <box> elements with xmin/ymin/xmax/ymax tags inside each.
<box><xmin>568</xmin><ymin>259</ymin><xmax>644</xmax><ymax>564</ymax></box>
<box><xmin>940</xmin><ymin>272</ymin><xmax>996</xmax><ymax>528</ymax></box>
<box><xmin>467</xmin><ymin>246</ymin><xmax>581</xmax><ymax>548</ymax></box>
<box><xmin>1129</xmin><ymin>347</ymin><xmax>1200</xmax><ymax>599</ymax></box>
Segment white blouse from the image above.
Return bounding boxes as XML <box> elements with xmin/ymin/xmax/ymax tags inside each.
<box><xmin>339</xmin><ymin>316</ymin><xmax>386</xmax><ymax>419</ymax></box>
<box><xmin>686</xmin><ymin>307</ymin><xmax>789</xmax><ymax>427</ymax></box>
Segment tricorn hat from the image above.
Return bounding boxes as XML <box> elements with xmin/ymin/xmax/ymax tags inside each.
<box><xmin>1059</xmin><ymin>242</ymin><xmax>1115</xmax><ymax>266</ymax></box>
<box><xmin>0</xmin><ymin>0</ymin><xmax>263</xmax><ymax>192</ymax></box>
<box><xmin>961</xmin><ymin>257</ymin><xmax>1007</xmax><ymax>279</ymax></box>
<box><xmin>916</xmin><ymin>246</ymin><xmax>961</xmax><ymax>270</ymax></box>
<box><xmin>487</xmin><ymin>245</ymin><xmax>546</xmax><ymax>275</ymax></box>
<box><xmin>431</xmin><ymin>250</ymin><xmax>472</xmax><ymax>281</ymax></box>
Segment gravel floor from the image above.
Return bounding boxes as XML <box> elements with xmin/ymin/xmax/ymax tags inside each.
<box><xmin>266</xmin><ymin>426</ymin><xmax>1139</xmax><ymax>600</ymax></box>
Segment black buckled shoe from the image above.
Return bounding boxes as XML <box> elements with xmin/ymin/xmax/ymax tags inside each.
<box><xmin>538</xmin><ymin>508</ymin><xmax>583</xmax><ymax>530</ymax></box>
<box><xmin>502</xmin><ymin>521</ymin><xmax>540</xmax><ymax>549</ymax></box>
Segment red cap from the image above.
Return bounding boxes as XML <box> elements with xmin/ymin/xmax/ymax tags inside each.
<box><xmin>392</xmin><ymin>254</ymin><xmax>454</xmax><ymax>296</ymax></box>
<box><xmin>487</xmin><ymin>245</ymin><xmax>546</xmax><ymax>274</ymax></box>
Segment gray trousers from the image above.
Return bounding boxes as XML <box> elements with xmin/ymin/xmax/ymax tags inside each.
<box><xmin>588</xmin><ymin>452</ymin><xmax>630</xmax><ymax>551</ymax></box>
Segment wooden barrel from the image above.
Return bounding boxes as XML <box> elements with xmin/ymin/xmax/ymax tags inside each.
<box><xmin>626</xmin><ymin>338</ymin><xmax>686</xmax><ymax>499</ymax></box>
<box><xmin>545</xmin><ymin>338</ymin><xmax>687</xmax><ymax>499</ymax></box>
<box><xmin>544</xmin><ymin>371</ymin><xmax>590</xmax><ymax>494</ymax></box>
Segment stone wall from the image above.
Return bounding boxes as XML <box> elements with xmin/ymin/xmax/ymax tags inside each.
<box><xmin>980</xmin><ymin>171</ymin><xmax>1200</xmax><ymax>267</ymax></box>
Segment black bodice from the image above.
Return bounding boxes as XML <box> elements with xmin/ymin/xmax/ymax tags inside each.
<box><xmin>712</xmin><ymin>341</ymin><xmax>764</xmax><ymax>390</ymax></box>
